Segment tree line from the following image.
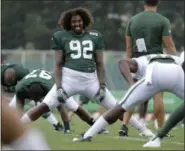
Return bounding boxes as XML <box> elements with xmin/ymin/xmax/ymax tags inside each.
<box><xmin>2</xmin><ymin>1</ymin><xmax>184</xmax><ymax>51</ymax></box>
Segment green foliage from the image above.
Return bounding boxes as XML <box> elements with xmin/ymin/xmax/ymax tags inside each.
<box><xmin>1</xmin><ymin>1</ymin><xmax>184</xmax><ymax>51</ymax></box>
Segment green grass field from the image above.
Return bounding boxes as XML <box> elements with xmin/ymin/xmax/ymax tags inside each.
<box><xmin>30</xmin><ymin>114</ymin><xmax>184</xmax><ymax>150</ymax></box>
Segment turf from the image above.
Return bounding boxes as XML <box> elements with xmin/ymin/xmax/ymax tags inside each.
<box><xmin>31</xmin><ymin>114</ymin><xmax>184</xmax><ymax>150</ymax></box>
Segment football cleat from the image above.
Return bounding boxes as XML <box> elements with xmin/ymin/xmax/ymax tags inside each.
<box><xmin>64</xmin><ymin>129</ymin><xmax>71</xmax><ymax>134</ymax></box>
<box><xmin>139</xmin><ymin>128</ymin><xmax>154</xmax><ymax>137</ymax></box>
<box><xmin>143</xmin><ymin>137</ymin><xmax>161</xmax><ymax>148</ymax></box>
<box><xmin>53</xmin><ymin>123</ymin><xmax>63</xmax><ymax>131</ymax></box>
<box><xmin>72</xmin><ymin>136</ymin><xmax>92</xmax><ymax>142</ymax></box>
<box><xmin>118</xmin><ymin>124</ymin><xmax>128</xmax><ymax>136</ymax></box>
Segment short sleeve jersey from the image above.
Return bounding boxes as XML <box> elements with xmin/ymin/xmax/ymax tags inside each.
<box><xmin>126</xmin><ymin>11</ymin><xmax>172</xmax><ymax>57</ymax></box>
<box><xmin>15</xmin><ymin>69</ymin><xmax>54</xmax><ymax>100</ymax></box>
<box><xmin>51</xmin><ymin>30</ymin><xmax>105</xmax><ymax>73</ymax></box>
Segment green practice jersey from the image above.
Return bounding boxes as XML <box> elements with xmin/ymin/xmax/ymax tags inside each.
<box><xmin>15</xmin><ymin>69</ymin><xmax>54</xmax><ymax>101</ymax></box>
<box><xmin>126</xmin><ymin>11</ymin><xmax>171</xmax><ymax>57</ymax></box>
<box><xmin>1</xmin><ymin>64</ymin><xmax>30</xmax><ymax>92</ymax></box>
<box><xmin>51</xmin><ymin>30</ymin><xmax>105</xmax><ymax>73</ymax></box>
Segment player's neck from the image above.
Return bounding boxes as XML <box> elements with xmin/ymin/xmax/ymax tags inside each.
<box><xmin>144</xmin><ymin>5</ymin><xmax>157</xmax><ymax>12</ymax></box>
<box><xmin>71</xmin><ymin>30</ymin><xmax>85</xmax><ymax>36</ymax></box>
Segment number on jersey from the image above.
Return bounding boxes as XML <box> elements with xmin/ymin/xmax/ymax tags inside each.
<box><xmin>25</xmin><ymin>70</ymin><xmax>52</xmax><ymax>80</ymax></box>
<box><xmin>69</xmin><ymin>40</ymin><xmax>93</xmax><ymax>59</ymax></box>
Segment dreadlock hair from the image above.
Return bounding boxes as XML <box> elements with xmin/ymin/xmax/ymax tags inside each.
<box><xmin>58</xmin><ymin>7</ymin><xmax>94</xmax><ymax>31</ymax></box>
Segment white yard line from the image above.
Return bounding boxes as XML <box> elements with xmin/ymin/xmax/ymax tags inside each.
<box><xmin>112</xmin><ymin>136</ymin><xmax>184</xmax><ymax>146</ymax></box>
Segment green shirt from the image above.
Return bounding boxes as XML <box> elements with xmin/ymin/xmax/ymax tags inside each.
<box><xmin>15</xmin><ymin>69</ymin><xmax>54</xmax><ymax>101</ymax></box>
<box><xmin>1</xmin><ymin>64</ymin><xmax>30</xmax><ymax>92</ymax></box>
<box><xmin>51</xmin><ymin>30</ymin><xmax>105</xmax><ymax>73</ymax></box>
<box><xmin>126</xmin><ymin>11</ymin><xmax>171</xmax><ymax>57</ymax></box>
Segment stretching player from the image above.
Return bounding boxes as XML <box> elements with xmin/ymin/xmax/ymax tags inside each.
<box><xmin>69</xmin><ymin>94</ymin><xmax>154</xmax><ymax>136</ymax></box>
<box><xmin>1</xmin><ymin>63</ymin><xmax>64</xmax><ymax>131</ymax></box>
<box><xmin>143</xmin><ymin>51</ymin><xmax>184</xmax><ymax>147</ymax></box>
<box><xmin>2</xmin><ymin>96</ymin><xmax>50</xmax><ymax>150</ymax></box>
<box><xmin>72</xmin><ymin>54</ymin><xmax>184</xmax><ymax>142</ymax></box>
<box><xmin>8</xmin><ymin>68</ymin><xmax>71</xmax><ymax>133</ymax></box>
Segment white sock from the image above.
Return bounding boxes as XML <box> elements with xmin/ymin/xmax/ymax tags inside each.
<box><xmin>46</xmin><ymin>113</ymin><xmax>58</xmax><ymax>125</ymax></box>
<box><xmin>20</xmin><ymin>114</ymin><xmax>32</xmax><ymax>124</ymax></box>
<box><xmin>83</xmin><ymin>116</ymin><xmax>108</xmax><ymax>138</ymax></box>
<box><xmin>10</xmin><ymin>129</ymin><xmax>50</xmax><ymax>150</ymax></box>
<box><xmin>129</xmin><ymin>115</ymin><xmax>146</xmax><ymax>132</ymax></box>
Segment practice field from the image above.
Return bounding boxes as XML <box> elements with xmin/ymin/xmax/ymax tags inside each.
<box><xmin>31</xmin><ymin>114</ymin><xmax>184</xmax><ymax>150</ymax></box>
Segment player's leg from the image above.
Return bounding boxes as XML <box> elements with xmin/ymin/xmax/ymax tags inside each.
<box><xmin>2</xmin><ymin>96</ymin><xmax>50</xmax><ymax>150</ymax></box>
<box><xmin>34</xmin><ymin>101</ymin><xmax>64</xmax><ymax>131</ymax></box>
<box><xmin>42</xmin><ymin>112</ymin><xmax>64</xmax><ymax>131</ymax></box>
<box><xmin>144</xmin><ymin>65</ymin><xmax>184</xmax><ymax>148</ymax></box>
<box><xmin>68</xmin><ymin>95</ymin><xmax>87</xmax><ymax>122</ymax></box>
<box><xmin>64</xmin><ymin>96</ymin><xmax>95</xmax><ymax>126</ymax></box>
<box><xmin>138</xmin><ymin>101</ymin><xmax>149</xmax><ymax>125</ymax></box>
<box><xmin>21</xmin><ymin>84</ymin><xmax>61</xmax><ymax>123</ymax></box>
<box><xmin>68</xmin><ymin>99</ymin><xmax>83</xmax><ymax>121</ymax></box>
<box><xmin>74</xmin><ymin>78</ymin><xmax>158</xmax><ymax>141</ymax></box>
<box><xmin>153</xmin><ymin>92</ymin><xmax>165</xmax><ymax>129</ymax></box>
<box><xmin>21</xmin><ymin>85</ymin><xmax>94</xmax><ymax>127</ymax></box>
<box><xmin>119</xmin><ymin>109</ymin><xmax>154</xmax><ymax>137</ymax></box>
<box><xmin>143</xmin><ymin>102</ymin><xmax>184</xmax><ymax>148</ymax></box>
<box><xmin>57</xmin><ymin>104</ymin><xmax>71</xmax><ymax>133</ymax></box>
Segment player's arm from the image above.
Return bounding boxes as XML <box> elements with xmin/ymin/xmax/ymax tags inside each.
<box><xmin>55</xmin><ymin>51</ymin><xmax>64</xmax><ymax>88</ymax></box>
<box><xmin>118</xmin><ymin>59</ymin><xmax>137</xmax><ymax>86</ymax></box>
<box><xmin>162</xmin><ymin>18</ymin><xmax>177</xmax><ymax>55</ymax></box>
<box><xmin>95</xmin><ymin>33</ymin><xmax>105</xmax><ymax>86</ymax></box>
<box><xmin>95</xmin><ymin>51</ymin><xmax>105</xmax><ymax>85</ymax></box>
<box><xmin>16</xmin><ymin>90</ymin><xmax>26</xmax><ymax>113</ymax></box>
<box><xmin>51</xmin><ymin>32</ymin><xmax>64</xmax><ymax>88</ymax></box>
<box><xmin>125</xmin><ymin>20</ymin><xmax>133</xmax><ymax>58</ymax></box>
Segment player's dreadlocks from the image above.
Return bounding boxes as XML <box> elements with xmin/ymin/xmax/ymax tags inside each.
<box><xmin>58</xmin><ymin>7</ymin><xmax>94</xmax><ymax>30</ymax></box>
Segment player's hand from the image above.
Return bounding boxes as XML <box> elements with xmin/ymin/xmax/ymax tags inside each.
<box><xmin>95</xmin><ymin>83</ymin><xmax>106</xmax><ymax>103</ymax></box>
<box><xmin>57</xmin><ymin>87</ymin><xmax>68</xmax><ymax>103</ymax></box>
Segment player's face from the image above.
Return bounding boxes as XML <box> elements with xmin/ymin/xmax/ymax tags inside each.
<box><xmin>71</xmin><ymin>15</ymin><xmax>84</xmax><ymax>34</ymax></box>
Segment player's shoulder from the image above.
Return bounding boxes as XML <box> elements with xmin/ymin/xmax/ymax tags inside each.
<box><xmin>131</xmin><ymin>11</ymin><xmax>145</xmax><ymax>20</ymax></box>
<box><xmin>52</xmin><ymin>30</ymin><xmax>68</xmax><ymax>38</ymax></box>
<box><xmin>155</xmin><ymin>13</ymin><xmax>169</xmax><ymax>22</ymax></box>
<box><xmin>87</xmin><ymin>30</ymin><xmax>103</xmax><ymax>37</ymax></box>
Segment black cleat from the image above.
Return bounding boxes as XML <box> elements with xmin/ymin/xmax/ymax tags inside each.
<box><xmin>118</xmin><ymin>124</ymin><xmax>128</xmax><ymax>136</ymax></box>
<box><xmin>53</xmin><ymin>122</ymin><xmax>63</xmax><ymax>131</ymax></box>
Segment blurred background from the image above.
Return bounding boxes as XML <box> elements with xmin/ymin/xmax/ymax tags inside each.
<box><xmin>1</xmin><ymin>0</ymin><xmax>184</xmax><ymax>112</ymax></box>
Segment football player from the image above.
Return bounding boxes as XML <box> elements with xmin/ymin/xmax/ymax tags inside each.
<box><xmin>72</xmin><ymin>54</ymin><xmax>184</xmax><ymax>142</ymax></box>
<box><xmin>143</xmin><ymin>51</ymin><xmax>184</xmax><ymax>147</ymax></box>
<box><xmin>2</xmin><ymin>63</ymin><xmax>66</xmax><ymax>131</ymax></box>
